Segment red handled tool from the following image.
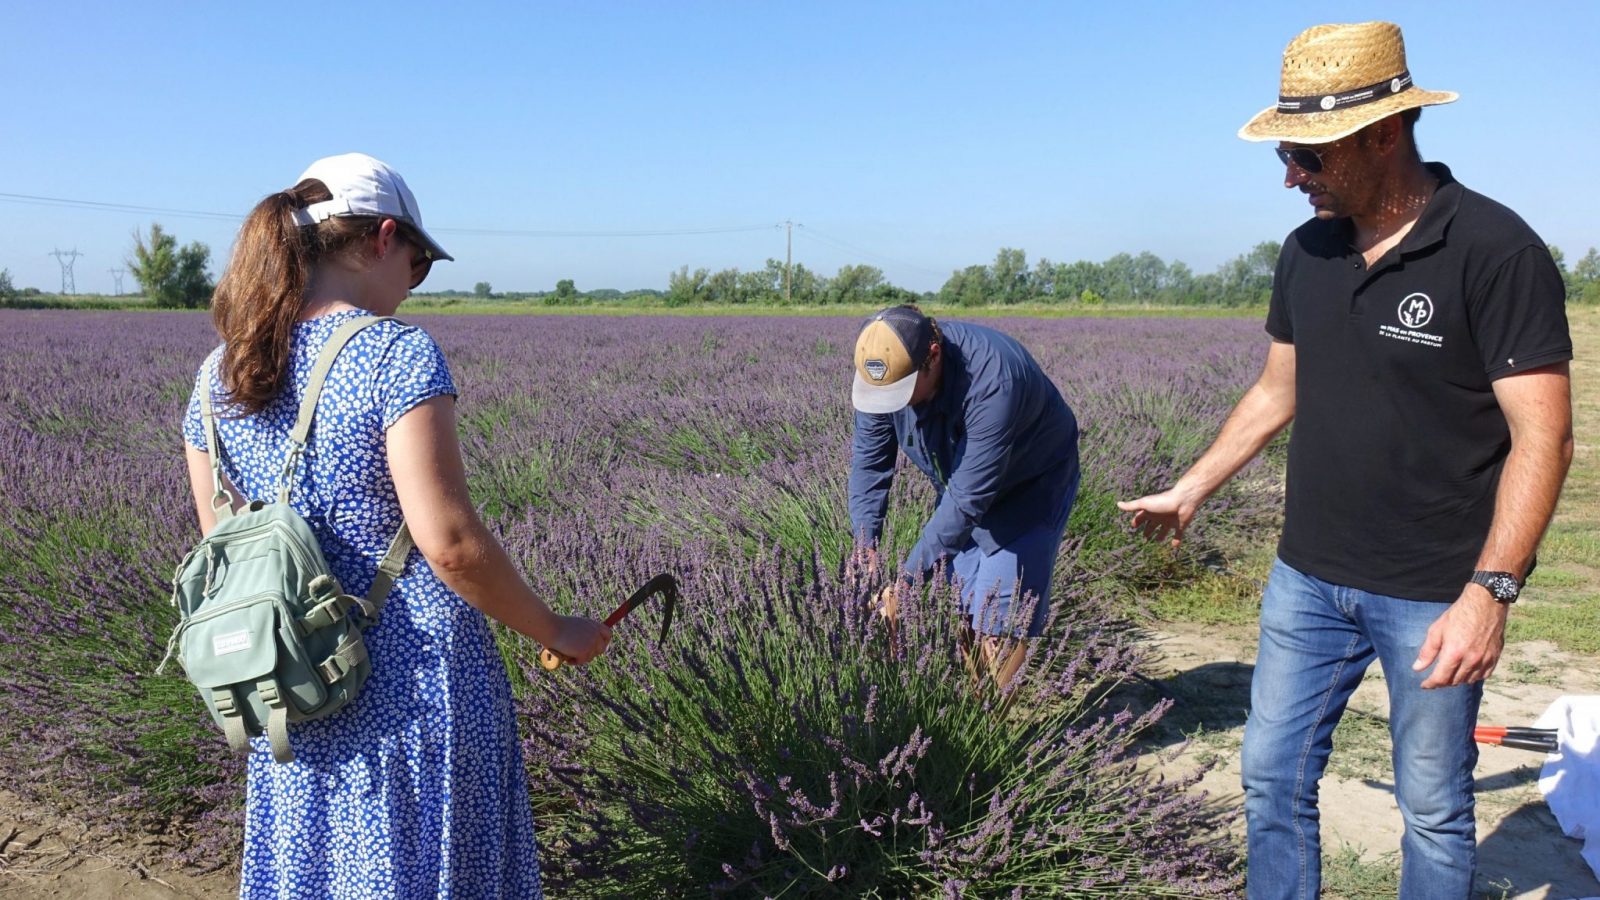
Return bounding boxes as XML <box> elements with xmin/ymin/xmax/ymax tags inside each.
<box><xmin>1474</xmin><ymin>725</ymin><xmax>1558</xmax><ymax>753</ymax></box>
<box><xmin>539</xmin><ymin>574</ymin><xmax>678</xmax><ymax>671</ymax></box>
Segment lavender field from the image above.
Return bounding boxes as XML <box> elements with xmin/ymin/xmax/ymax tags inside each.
<box><xmin>0</xmin><ymin>309</ymin><xmax>1280</xmax><ymax>896</ymax></box>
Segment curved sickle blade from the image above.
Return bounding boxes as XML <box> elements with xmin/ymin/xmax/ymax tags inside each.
<box><xmin>604</xmin><ymin>573</ymin><xmax>678</xmax><ymax>634</ymax></box>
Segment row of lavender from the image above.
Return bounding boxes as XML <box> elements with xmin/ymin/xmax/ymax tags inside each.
<box><xmin>0</xmin><ymin>310</ymin><xmax>1274</xmax><ymax>895</ymax></box>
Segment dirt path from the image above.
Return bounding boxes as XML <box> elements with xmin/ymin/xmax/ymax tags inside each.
<box><xmin>1145</xmin><ymin>621</ymin><xmax>1600</xmax><ymax>900</ymax></box>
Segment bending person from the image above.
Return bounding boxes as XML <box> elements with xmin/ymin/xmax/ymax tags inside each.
<box><xmin>848</xmin><ymin>305</ymin><xmax>1080</xmax><ymax>686</ymax></box>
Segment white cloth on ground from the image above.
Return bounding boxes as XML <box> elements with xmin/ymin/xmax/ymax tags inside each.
<box><xmin>1536</xmin><ymin>694</ymin><xmax>1600</xmax><ymax>885</ymax></box>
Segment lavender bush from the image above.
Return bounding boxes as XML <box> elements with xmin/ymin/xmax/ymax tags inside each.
<box><xmin>514</xmin><ymin>535</ymin><xmax>1239</xmax><ymax>896</ymax></box>
<box><xmin>0</xmin><ymin>309</ymin><xmax>1272</xmax><ymax>892</ymax></box>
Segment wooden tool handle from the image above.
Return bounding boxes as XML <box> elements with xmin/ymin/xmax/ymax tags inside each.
<box><xmin>538</xmin><ymin>647</ymin><xmax>569</xmax><ymax>671</ymax></box>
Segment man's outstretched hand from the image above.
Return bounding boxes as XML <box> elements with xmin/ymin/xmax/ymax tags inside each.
<box><xmin>1117</xmin><ymin>486</ymin><xmax>1201</xmax><ymax>549</ymax></box>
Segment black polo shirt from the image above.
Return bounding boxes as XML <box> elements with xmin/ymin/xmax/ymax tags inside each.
<box><xmin>1266</xmin><ymin>162</ymin><xmax>1570</xmax><ymax>601</ymax></box>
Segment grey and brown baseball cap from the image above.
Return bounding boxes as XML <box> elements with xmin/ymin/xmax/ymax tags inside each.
<box><xmin>852</xmin><ymin>306</ymin><xmax>935</xmax><ymax>414</ymax></box>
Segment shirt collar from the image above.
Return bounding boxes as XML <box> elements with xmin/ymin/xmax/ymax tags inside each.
<box><xmin>1400</xmin><ymin>162</ymin><xmax>1461</xmax><ymax>253</ymax></box>
<box><xmin>1328</xmin><ymin>161</ymin><xmax>1461</xmax><ymax>258</ymax></box>
<box><xmin>911</xmin><ymin>341</ymin><xmax>965</xmax><ymax>422</ymax></box>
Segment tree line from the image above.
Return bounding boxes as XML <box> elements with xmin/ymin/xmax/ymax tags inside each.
<box><xmin>3</xmin><ymin>223</ymin><xmax>1598</xmax><ymax>308</ymax></box>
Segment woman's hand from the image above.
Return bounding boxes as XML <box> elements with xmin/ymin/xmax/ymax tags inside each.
<box><xmin>548</xmin><ymin>615</ymin><xmax>613</xmax><ymax>665</ymax></box>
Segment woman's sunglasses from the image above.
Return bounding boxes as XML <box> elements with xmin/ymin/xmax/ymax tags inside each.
<box><xmin>1275</xmin><ymin>146</ymin><xmax>1325</xmax><ymax>174</ymax></box>
<box><xmin>398</xmin><ymin>226</ymin><xmax>435</xmax><ymax>289</ymax></box>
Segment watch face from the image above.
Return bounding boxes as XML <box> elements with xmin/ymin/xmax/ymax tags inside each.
<box><xmin>1489</xmin><ymin>574</ymin><xmax>1519</xmax><ymax>601</ymax></box>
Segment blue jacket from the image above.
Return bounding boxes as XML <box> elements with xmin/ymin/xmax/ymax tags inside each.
<box><xmin>848</xmin><ymin>321</ymin><xmax>1080</xmax><ymax>577</ymax></box>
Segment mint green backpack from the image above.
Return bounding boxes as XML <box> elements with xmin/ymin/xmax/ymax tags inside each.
<box><xmin>157</xmin><ymin>316</ymin><xmax>412</xmax><ymax>763</ymax></box>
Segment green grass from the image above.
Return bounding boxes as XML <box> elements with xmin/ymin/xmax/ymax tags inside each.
<box><xmin>1326</xmin><ymin>709</ymin><xmax>1392</xmax><ymax>780</ymax></box>
<box><xmin>1147</xmin><ymin>564</ymin><xmax>1267</xmax><ymax>625</ymax></box>
<box><xmin>1320</xmin><ymin>845</ymin><xmax>1401</xmax><ymax>899</ymax></box>
<box><xmin>1505</xmin><ymin>591</ymin><xmax>1600</xmax><ymax>654</ymax></box>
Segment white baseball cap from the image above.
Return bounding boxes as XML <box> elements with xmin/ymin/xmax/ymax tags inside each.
<box><xmin>289</xmin><ymin>153</ymin><xmax>453</xmax><ymax>262</ymax></box>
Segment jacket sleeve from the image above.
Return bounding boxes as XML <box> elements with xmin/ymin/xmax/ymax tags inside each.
<box><xmin>848</xmin><ymin>411</ymin><xmax>899</xmax><ymax>546</ymax></box>
<box><xmin>903</xmin><ymin>380</ymin><xmax>1019</xmax><ymax>576</ymax></box>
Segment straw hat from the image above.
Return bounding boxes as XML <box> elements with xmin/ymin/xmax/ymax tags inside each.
<box><xmin>1239</xmin><ymin>21</ymin><xmax>1457</xmax><ymax>144</ymax></box>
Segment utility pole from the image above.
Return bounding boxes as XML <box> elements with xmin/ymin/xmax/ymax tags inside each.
<box><xmin>107</xmin><ymin>268</ymin><xmax>125</xmax><ymax>295</ymax></box>
<box><xmin>50</xmin><ymin>248</ymin><xmax>83</xmax><ymax>295</ymax></box>
<box><xmin>783</xmin><ymin>220</ymin><xmax>793</xmax><ymax>304</ymax></box>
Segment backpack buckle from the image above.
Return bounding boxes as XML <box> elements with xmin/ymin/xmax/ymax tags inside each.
<box><xmin>318</xmin><ymin>656</ymin><xmax>349</xmax><ymax>685</ymax></box>
<box><xmin>301</xmin><ymin>596</ymin><xmax>348</xmax><ymax>633</ymax></box>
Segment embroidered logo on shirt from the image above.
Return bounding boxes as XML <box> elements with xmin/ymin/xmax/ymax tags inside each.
<box><xmin>864</xmin><ymin>359</ymin><xmax>888</xmax><ymax>381</ymax></box>
<box><xmin>1378</xmin><ymin>292</ymin><xmax>1444</xmax><ymax>349</ymax></box>
<box><xmin>1397</xmin><ymin>293</ymin><xmax>1434</xmax><ymax>328</ymax></box>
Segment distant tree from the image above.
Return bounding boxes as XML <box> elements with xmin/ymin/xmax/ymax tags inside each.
<box><xmin>129</xmin><ymin>223</ymin><xmax>213</xmax><ymax>308</ymax></box>
<box><xmin>0</xmin><ymin>268</ymin><xmax>15</xmax><ymax>302</ymax></box>
<box><xmin>1212</xmin><ymin>240</ymin><xmax>1280</xmax><ymax>306</ymax></box>
<box><xmin>474</xmin><ymin>281</ymin><xmax>493</xmax><ymax>297</ymax></box>
<box><xmin>1053</xmin><ymin>260</ymin><xmax>1105</xmax><ymax>301</ymax></box>
<box><xmin>737</xmin><ymin>266</ymin><xmax>778</xmax><ymax>302</ymax></box>
<box><xmin>554</xmin><ymin>279</ymin><xmax>577</xmax><ymax>302</ymax></box>
<box><xmin>1032</xmin><ymin>257</ymin><xmax>1057</xmax><ymax>300</ymax></box>
<box><xmin>1161</xmin><ymin>260</ymin><xmax>1195</xmax><ymax>304</ymax></box>
<box><xmin>667</xmin><ymin>266</ymin><xmax>708</xmax><ymax>306</ymax></box>
<box><xmin>785</xmin><ymin>263</ymin><xmax>822</xmax><ymax>304</ymax></box>
<box><xmin>826</xmin><ymin>264</ymin><xmax>885</xmax><ymax>305</ymax></box>
<box><xmin>991</xmin><ymin>248</ymin><xmax>1029</xmax><ymax>304</ymax></box>
<box><xmin>704</xmin><ymin>269</ymin><xmax>743</xmax><ymax>304</ymax></box>
<box><xmin>938</xmin><ymin>265</ymin><xmax>993</xmax><ymax>307</ymax></box>
<box><xmin>1572</xmin><ymin>248</ymin><xmax>1600</xmax><ymax>304</ymax></box>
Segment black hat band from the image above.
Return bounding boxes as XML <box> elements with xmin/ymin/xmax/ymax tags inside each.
<box><xmin>1277</xmin><ymin>71</ymin><xmax>1412</xmax><ymax>114</ymax></box>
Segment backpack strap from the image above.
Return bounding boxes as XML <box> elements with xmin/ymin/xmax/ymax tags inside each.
<box><xmin>211</xmin><ymin>687</ymin><xmax>251</xmax><ymax>754</ymax></box>
<box><xmin>199</xmin><ymin>372</ymin><xmax>235</xmax><ymax>523</ymax></box>
<box><xmin>274</xmin><ymin>315</ymin><xmax>396</xmax><ymax>505</ymax></box>
<box><xmin>364</xmin><ymin>523</ymin><xmax>414</xmax><ymax>616</ymax></box>
<box><xmin>256</xmin><ymin>680</ymin><xmax>294</xmax><ymax>763</ymax></box>
<box><xmin>271</xmin><ymin>314</ymin><xmax>415</xmax><ymax>618</ymax></box>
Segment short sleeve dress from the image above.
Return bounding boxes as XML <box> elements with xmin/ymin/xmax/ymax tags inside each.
<box><xmin>183</xmin><ymin>310</ymin><xmax>542</xmax><ymax>899</ymax></box>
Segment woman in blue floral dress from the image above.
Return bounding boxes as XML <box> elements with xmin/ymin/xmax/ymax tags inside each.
<box><xmin>180</xmin><ymin>153</ymin><xmax>611</xmax><ymax>899</ymax></box>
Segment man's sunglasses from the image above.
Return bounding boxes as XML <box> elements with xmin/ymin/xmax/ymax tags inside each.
<box><xmin>1275</xmin><ymin>146</ymin><xmax>1325</xmax><ymax>174</ymax></box>
<box><xmin>398</xmin><ymin>226</ymin><xmax>435</xmax><ymax>289</ymax></box>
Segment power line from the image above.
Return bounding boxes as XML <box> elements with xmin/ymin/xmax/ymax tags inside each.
<box><xmin>4</xmin><ymin>193</ymin><xmax>240</xmax><ymax>222</ymax></box>
<box><xmin>107</xmin><ymin>268</ymin><xmax>125</xmax><ymax>295</ymax></box>
<box><xmin>431</xmin><ymin>223</ymin><xmax>780</xmax><ymax>238</ymax></box>
<box><xmin>0</xmin><ymin>191</ymin><xmax>781</xmax><ymax>238</ymax></box>
<box><xmin>795</xmin><ymin>224</ymin><xmax>949</xmax><ymax>278</ymax></box>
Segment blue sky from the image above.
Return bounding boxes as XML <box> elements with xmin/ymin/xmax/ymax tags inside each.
<box><xmin>3</xmin><ymin>1</ymin><xmax>1596</xmax><ymax>295</ymax></box>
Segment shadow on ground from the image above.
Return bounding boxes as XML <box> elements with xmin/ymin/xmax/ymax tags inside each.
<box><xmin>1119</xmin><ymin>660</ymin><xmax>1255</xmax><ymax>751</ymax></box>
<box><xmin>1475</xmin><ymin>801</ymin><xmax>1600</xmax><ymax>899</ymax></box>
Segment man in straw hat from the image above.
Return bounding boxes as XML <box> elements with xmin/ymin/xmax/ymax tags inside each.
<box><xmin>1118</xmin><ymin>21</ymin><xmax>1572</xmax><ymax>899</ymax></box>
<box><xmin>848</xmin><ymin>305</ymin><xmax>1080</xmax><ymax>687</ymax></box>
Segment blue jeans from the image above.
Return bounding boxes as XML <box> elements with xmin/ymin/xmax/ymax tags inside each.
<box><xmin>949</xmin><ymin>471</ymin><xmax>1078</xmax><ymax>638</ymax></box>
<box><xmin>1242</xmin><ymin>559</ymin><xmax>1482</xmax><ymax>900</ymax></box>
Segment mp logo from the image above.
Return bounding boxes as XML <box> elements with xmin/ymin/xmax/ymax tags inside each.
<box><xmin>1397</xmin><ymin>293</ymin><xmax>1434</xmax><ymax>329</ymax></box>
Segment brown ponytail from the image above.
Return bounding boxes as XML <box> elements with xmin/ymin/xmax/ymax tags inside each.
<box><xmin>210</xmin><ymin>179</ymin><xmax>384</xmax><ymax>416</ymax></box>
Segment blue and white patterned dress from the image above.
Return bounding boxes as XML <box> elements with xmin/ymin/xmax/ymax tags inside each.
<box><xmin>183</xmin><ymin>310</ymin><xmax>543</xmax><ymax>899</ymax></box>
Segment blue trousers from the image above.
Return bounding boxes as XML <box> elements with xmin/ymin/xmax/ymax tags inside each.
<box><xmin>1242</xmin><ymin>559</ymin><xmax>1482</xmax><ymax>900</ymax></box>
<box><xmin>948</xmin><ymin>473</ymin><xmax>1078</xmax><ymax>638</ymax></box>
